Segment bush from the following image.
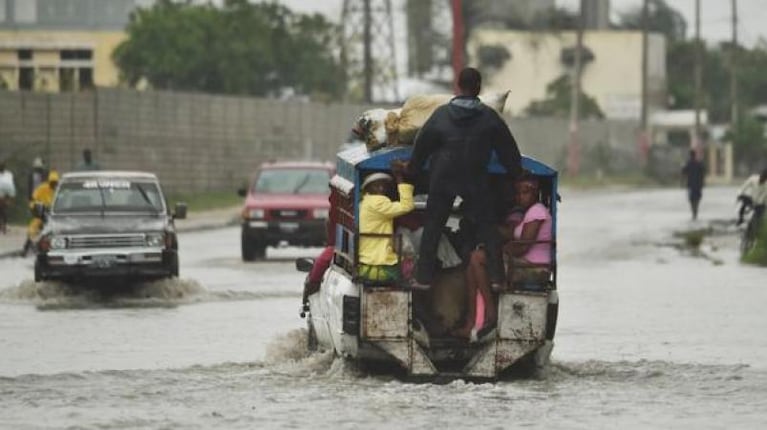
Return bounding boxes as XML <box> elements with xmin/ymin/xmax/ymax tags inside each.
<box><xmin>743</xmin><ymin>221</ymin><xmax>767</xmax><ymax>266</ymax></box>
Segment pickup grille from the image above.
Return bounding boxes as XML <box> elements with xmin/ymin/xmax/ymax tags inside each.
<box><xmin>68</xmin><ymin>234</ymin><xmax>146</xmax><ymax>249</ymax></box>
<box><xmin>269</xmin><ymin>209</ymin><xmax>307</xmax><ymax>220</ymax></box>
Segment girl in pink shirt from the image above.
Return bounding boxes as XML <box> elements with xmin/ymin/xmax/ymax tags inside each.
<box><xmin>503</xmin><ymin>177</ymin><xmax>552</xmax><ymax>265</ymax></box>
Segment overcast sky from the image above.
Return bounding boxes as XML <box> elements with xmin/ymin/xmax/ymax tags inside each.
<box><xmin>274</xmin><ymin>0</ymin><xmax>767</xmax><ymax>47</ymax></box>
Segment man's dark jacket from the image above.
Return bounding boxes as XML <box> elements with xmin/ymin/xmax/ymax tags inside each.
<box><xmin>407</xmin><ymin>96</ymin><xmax>522</xmax><ymax>193</ymax></box>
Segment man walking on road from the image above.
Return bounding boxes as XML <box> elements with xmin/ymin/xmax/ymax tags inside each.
<box><xmin>75</xmin><ymin>149</ymin><xmax>101</xmax><ymax>171</ymax></box>
<box><xmin>406</xmin><ymin>67</ymin><xmax>523</xmax><ymax>290</ymax></box>
<box><xmin>681</xmin><ymin>149</ymin><xmax>706</xmax><ymax>220</ymax></box>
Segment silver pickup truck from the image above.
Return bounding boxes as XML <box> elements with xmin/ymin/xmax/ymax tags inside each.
<box><xmin>34</xmin><ymin>171</ymin><xmax>186</xmax><ymax>283</ymax></box>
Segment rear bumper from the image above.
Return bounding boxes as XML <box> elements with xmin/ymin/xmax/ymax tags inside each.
<box><xmin>37</xmin><ymin>247</ymin><xmax>177</xmax><ymax>280</ymax></box>
<box><xmin>241</xmin><ymin>219</ymin><xmax>326</xmax><ymax>246</ymax></box>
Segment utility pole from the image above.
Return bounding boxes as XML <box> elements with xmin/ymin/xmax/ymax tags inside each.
<box><xmin>451</xmin><ymin>0</ymin><xmax>464</xmax><ymax>93</ymax></box>
<box><xmin>363</xmin><ymin>0</ymin><xmax>373</xmax><ymax>103</ymax></box>
<box><xmin>694</xmin><ymin>0</ymin><xmax>702</xmax><ymax>150</ymax></box>
<box><xmin>639</xmin><ymin>0</ymin><xmax>649</xmax><ymax>164</ymax></box>
<box><xmin>341</xmin><ymin>0</ymin><xmax>399</xmax><ymax>103</ymax></box>
<box><xmin>730</xmin><ymin>0</ymin><xmax>739</xmax><ymax>127</ymax></box>
<box><xmin>567</xmin><ymin>0</ymin><xmax>584</xmax><ymax>176</ymax></box>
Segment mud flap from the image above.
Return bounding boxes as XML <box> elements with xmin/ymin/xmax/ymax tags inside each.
<box><xmin>374</xmin><ymin>340</ymin><xmax>436</xmax><ymax>376</ymax></box>
<box><xmin>409</xmin><ymin>340</ymin><xmax>438</xmax><ymax>376</ymax></box>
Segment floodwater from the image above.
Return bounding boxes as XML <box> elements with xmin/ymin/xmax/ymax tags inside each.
<box><xmin>1</xmin><ymin>186</ymin><xmax>766</xmax><ymax>429</ymax></box>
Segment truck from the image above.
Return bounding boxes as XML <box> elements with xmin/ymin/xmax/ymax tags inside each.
<box><xmin>296</xmin><ymin>145</ymin><xmax>559</xmax><ymax>380</ymax></box>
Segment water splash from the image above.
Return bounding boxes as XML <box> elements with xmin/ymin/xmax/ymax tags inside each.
<box><xmin>0</xmin><ymin>278</ymin><xmax>209</xmax><ymax>309</ymax></box>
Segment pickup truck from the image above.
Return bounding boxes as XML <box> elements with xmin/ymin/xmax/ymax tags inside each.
<box><xmin>34</xmin><ymin>171</ymin><xmax>186</xmax><ymax>283</ymax></box>
<box><xmin>238</xmin><ymin>161</ymin><xmax>333</xmax><ymax>261</ymax></box>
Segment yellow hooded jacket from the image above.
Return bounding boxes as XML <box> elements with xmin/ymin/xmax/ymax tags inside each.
<box><xmin>30</xmin><ymin>182</ymin><xmax>56</xmax><ymax>210</ymax></box>
<box><xmin>358</xmin><ymin>183</ymin><xmax>415</xmax><ymax>266</ymax></box>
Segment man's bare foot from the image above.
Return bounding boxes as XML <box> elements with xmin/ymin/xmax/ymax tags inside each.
<box><xmin>407</xmin><ymin>279</ymin><xmax>431</xmax><ymax>291</ymax></box>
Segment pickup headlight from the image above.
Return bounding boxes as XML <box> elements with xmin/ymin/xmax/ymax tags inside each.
<box><xmin>312</xmin><ymin>209</ymin><xmax>329</xmax><ymax>219</ymax></box>
<box><xmin>146</xmin><ymin>233</ymin><xmax>165</xmax><ymax>247</ymax></box>
<box><xmin>248</xmin><ymin>209</ymin><xmax>265</xmax><ymax>219</ymax></box>
<box><xmin>50</xmin><ymin>236</ymin><xmax>67</xmax><ymax>250</ymax></box>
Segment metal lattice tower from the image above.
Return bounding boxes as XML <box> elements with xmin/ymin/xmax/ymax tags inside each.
<box><xmin>341</xmin><ymin>0</ymin><xmax>400</xmax><ymax>103</ymax></box>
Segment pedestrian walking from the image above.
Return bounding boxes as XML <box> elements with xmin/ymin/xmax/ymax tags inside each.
<box><xmin>681</xmin><ymin>149</ymin><xmax>706</xmax><ymax>220</ymax></box>
<box><xmin>75</xmin><ymin>149</ymin><xmax>101</xmax><ymax>171</ymax></box>
<box><xmin>27</xmin><ymin>157</ymin><xmax>47</xmax><ymax>201</ymax></box>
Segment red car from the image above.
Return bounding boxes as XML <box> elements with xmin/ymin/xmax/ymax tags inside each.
<box><xmin>238</xmin><ymin>161</ymin><xmax>334</xmax><ymax>261</ymax></box>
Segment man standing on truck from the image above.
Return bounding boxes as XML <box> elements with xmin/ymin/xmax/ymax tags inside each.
<box><xmin>405</xmin><ymin>67</ymin><xmax>522</xmax><ymax>291</ymax></box>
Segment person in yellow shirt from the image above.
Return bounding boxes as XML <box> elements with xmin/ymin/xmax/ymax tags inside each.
<box><xmin>358</xmin><ymin>162</ymin><xmax>421</xmax><ymax>286</ymax></box>
<box><xmin>22</xmin><ymin>170</ymin><xmax>59</xmax><ymax>256</ymax></box>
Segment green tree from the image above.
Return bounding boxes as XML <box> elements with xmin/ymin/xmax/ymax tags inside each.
<box><xmin>524</xmin><ymin>74</ymin><xmax>604</xmax><ymax>119</ymax></box>
<box><xmin>618</xmin><ymin>0</ymin><xmax>687</xmax><ymax>43</ymax></box>
<box><xmin>725</xmin><ymin>114</ymin><xmax>767</xmax><ymax>170</ymax></box>
<box><xmin>113</xmin><ymin>0</ymin><xmax>345</xmax><ymax>99</ymax></box>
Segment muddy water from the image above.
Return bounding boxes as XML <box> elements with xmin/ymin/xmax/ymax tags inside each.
<box><xmin>1</xmin><ymin>186</ymin><xmax>766</xmax><ymax>429</ymax></box>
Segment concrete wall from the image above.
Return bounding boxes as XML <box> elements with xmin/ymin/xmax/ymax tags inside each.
<box><xmin>0</xmin><ymin>88</ymin><xmax>643</xmax><ymax>198</ymax></box>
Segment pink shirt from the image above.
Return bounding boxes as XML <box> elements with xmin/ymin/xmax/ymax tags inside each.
<box><xmin>512</xmin><ymin>202</ymin><xmax>552</xmax><ymax>264</ymax></box>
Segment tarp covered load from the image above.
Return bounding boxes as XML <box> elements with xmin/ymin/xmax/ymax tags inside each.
<box><xmin>354</xmin><ymin>91</ymin><xmax>510</xmax><ymax>152</ymax></box>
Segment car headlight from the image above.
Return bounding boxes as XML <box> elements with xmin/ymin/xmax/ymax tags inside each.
<box><xmin>50</xmin><ymin>236</ymin><xmax>67</xmax><ymax>250</ymax></box>
<box><xmin>312</xmin><ymin>208</ymin><xmax>329</xmax><ymax>219</ymax></box>
<box><xmin>248</xmin><ymin>209</ymin><xmax>265</xmax><ymax>219</ymax></box>
<box><xmin>146</xmin><ymin>233</ymin><xmax>165</xmax><ymax>247</ymax></box>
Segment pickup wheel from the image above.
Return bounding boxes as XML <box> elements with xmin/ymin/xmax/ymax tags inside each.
<box><xmin>241</xmin><ymin>235</ymin><xmax>255</xmax><ymax>261</ymax></box>
<box><xmin>34</xmin><ymin>260</ymin><xmax>44</xmax><ymax>283</ymax></box>
<box><xmin>242</xmin><ymin>238</ymin><xmax>267</xmax><ymax>261</ymax></box>
<box><xmin>168</xmin><ymin>254</ymin><xmax>180</xmax><ymax>278</ymax></box>
<box><xmin>307</xmin><ymin>319</ymin><xmax>318</xmax><ymax>352</ymax></box>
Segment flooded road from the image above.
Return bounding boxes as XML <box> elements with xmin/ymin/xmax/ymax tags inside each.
<box><xmin>2</xmin><ymin>186</ymin><xmax>766</xmax><ymax>429</ymax></box>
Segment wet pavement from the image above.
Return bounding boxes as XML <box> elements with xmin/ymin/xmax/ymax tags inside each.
<box><xmin>1</xmin><ymin>186</ymin><xmax>767</xmax><ymax>429</ymax></box>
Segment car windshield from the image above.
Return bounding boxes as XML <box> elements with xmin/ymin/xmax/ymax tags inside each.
<box><xmin>254</xmin><ymin>168</ymin><xmax>330</xmax><ymax>194</ymax></box>
<box><xmin>53</xmin><ymin>179</ymin><xmax>165</xmax><ymax>213</ymax></box>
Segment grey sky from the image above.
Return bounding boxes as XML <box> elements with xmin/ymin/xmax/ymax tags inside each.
<box><xmin>274</xmin><ymin>0</ymin><xmax>767</xmax><ymax>47</ymax></box>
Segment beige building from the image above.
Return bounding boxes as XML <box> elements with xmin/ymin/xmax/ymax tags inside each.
<box><xmin>468</xmin><ymin>29</ymin><xmax>667</xmax><ymax>120</ymax></box>
<box><xmin>0</xmin><ymin>0</ymin><xmax>142</xmax><ymax>92</ymax></box>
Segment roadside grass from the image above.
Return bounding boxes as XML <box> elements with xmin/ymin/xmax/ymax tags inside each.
<box><xmin>742</xmin><ymin>222</ymin><xmax>767</xmax><ymax>266</ymax></box>
<box><xmin>166</xmin><ymin>191</ymin><xmax>241</xmax><ymax>212</ymax></box>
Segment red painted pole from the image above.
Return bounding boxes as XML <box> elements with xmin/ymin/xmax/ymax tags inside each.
<box><xmin>451</xmin><ymin>0</ymin><xmax>464</xmax><ymax>94</ymax></box>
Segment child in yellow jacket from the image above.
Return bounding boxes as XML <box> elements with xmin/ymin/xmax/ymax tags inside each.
<box><xmin>358</xmin><ymin>162</ymin><xmax>415</xmax><ymax>284</ymax></box>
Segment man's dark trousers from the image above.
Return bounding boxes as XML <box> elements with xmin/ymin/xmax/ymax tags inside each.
<box><xmin>415</xmin><ymin>185</ymin><xmax>503</xmax><ymax>286</ymax></box>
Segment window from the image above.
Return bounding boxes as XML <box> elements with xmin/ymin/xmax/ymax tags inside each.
<box><xmin>54</xmin><ymin>180</ymin><xmax>164</xmax><ymax>213</ymax></box>
<box><xmin>18</xmin><ymin>67</ymin><xmax>34</xmax><ymax>90</ymax></box>
<box><xmin>78</xmin><ymin>68</ymin><xmax>93</xmax><ymax>89</ymax></box>
<box><xmin>59</xmin><ymin>68</ymin><xmax>75</xmax><ymax>92</ymax></box>
<box><xmin>60</xmin><ymin>49</ymin><xmax>92</xmax><ymax>61</ymax></box>
<box><xmin>254</xmin><ymin>169</ymin><xmax>331</xmax><ymax>194</ymax></box>
<box><xmin>0</xmin><ymin>0</ymin><xmax>6</xmax><ymax>22</ymax></box>
<box><xmin>17</xmin><ymin>49</ymin><xmax>33</xmax><ymax>60</ymax></box>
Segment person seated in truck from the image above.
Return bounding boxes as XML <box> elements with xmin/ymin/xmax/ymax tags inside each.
<box><xmin>451</xmin><ymin>174</ymin><xmax>551</xmax><ymax>339</ymax></box>
<box><xmin>357</xmin><ymin>161</ymin><xmax>421</xmax><ymax>286</ymax></box>
<box><xmin>500</xmin><ymin>174</ymin><xmax>552</xmax><ymax>289</ymax></box>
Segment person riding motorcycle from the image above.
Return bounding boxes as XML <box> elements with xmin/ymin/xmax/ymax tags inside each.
<box><xmin>21</xmin><ymin>170</ymin><xmax>59</xmax><ymax>256</ymax></box>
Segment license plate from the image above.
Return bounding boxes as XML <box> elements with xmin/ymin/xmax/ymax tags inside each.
<box><xmin>279</xmin><ymin>222</ymin><xmax>299</xmax><ymax>232</ymax></box>
<box><xmin>92</xmin><ymin>255</ymin><xmax>117</xmax><ymax>268</ymax></box>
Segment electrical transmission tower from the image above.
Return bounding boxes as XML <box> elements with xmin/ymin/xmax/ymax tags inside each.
<box><xmin>341</xmin><ymin>0</ymin><xmax>400</xmax><ymax>103</ymax></box>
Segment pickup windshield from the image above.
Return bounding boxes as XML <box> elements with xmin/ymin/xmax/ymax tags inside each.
<box><xmin>254</xmin><ymin>168</ymin><xmax>330</xmax><ymax>194</ymax></box>
<box><xmin>53</xmin><ymin>179</ymin><xmax>164</xmax><ymax>213</ymax></box>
